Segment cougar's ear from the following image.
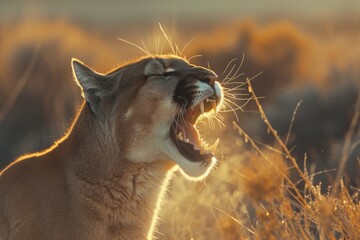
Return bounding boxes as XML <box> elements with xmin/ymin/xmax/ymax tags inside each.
<box><xmin>71</xmin><ymin>58</ymin><xmax>109</xmax><ymax>118</ymax></box>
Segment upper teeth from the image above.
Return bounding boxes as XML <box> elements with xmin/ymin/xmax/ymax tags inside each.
<box><xmin>198</xmin><ymin>99</ymin><xmax>217</xmax><ymax>115</ymax></box>
<box><xmin>200</xmin><ymin>101</ymin><xmax>205</xmax><ymax>114</ymax></box>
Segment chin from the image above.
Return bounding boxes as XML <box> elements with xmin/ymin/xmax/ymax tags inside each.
<box><xmin>177</xmin><ymin>156</ymin><xmax>217</xmax><ymax>181</ymax></box>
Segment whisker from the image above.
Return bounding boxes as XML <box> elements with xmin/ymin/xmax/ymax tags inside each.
<box><xmin>222</xmin><ymin>79</ymin><xmax>244</xmax><ymax>84</ymax></box>
<box><xmin>224</xmin><ymin>96</ymin><xmax>253</xmax><ymax>110</ymax></box>
<box><xmin>195</xmin><ymin>119</ymin><xmax>207</xmax><ymax>133</ymax></box>
<box><xmin>180</xmin><ymin>38</ymin><xmax>195</xmax><ymax>57</ymax></box>
<box><xmin>187</xmin><ymin>55</ymin><xmax>202</xmax><ymax>62</ymax></box>
<box><xmin>214</xmin><ymin>112</ymin><xmax>225</xmax><ymax>121</ymax></box>
<box><xmin>222</xmin><ymin>86</ymin><xmax>248</xmax><ymax>94</ymax></box>
<box><xmin>175</xmin><ymin>43</ymin><xmax>181</xmax><ymax>56</ymax></box>
<box><xmin>224</xmin><ymin>98</ymin><xmax>244</xmax><ymax>109</ymax></box>
<box><xmin>118</xmin><ymin>38</ymin><xmax>150</xmax><ymax>56</ymax></box>
<box><xmin>155</xmin><ymin>36</ymin><xmax>161</xmax><ymax>55</ymax></box>
<box><xmin>225</xmin><ymin>88</ymin><xmax>246</xmax><ymax>94</ymax></box>
<box><xmin>222</xmin><ymin>80</ymin><xmax>247</xmax><ymax>87</ymax></box>
<box><xmin>119</xmin><ymin>37</ymin><xmax>175</xmax><ymax>81</ymax></box>
<box><xmin>159</xmin><ymin>23</ymin><xmax>176</xmax><ymax>55</ymax></box>
<box><xmin>198</xmin><ymin>113</ymin><xmax>215</xmax><ymax>130</ymax></box>
<box><xmin>224</xmin><ymin>92</ymin><xmax>249</xmax><ymax>98</ymax></box>
<box><xmin>224</xmin><ymin>73</ymin><xmax>245</xmax><ymax>83</ymax></box>
<box><xmin>210</xmin><ymin>114</ymin><xmax>217</xmax><ymax>130</ymax></box>
<box><xmin>224</xmin><ymin>91</ymin><xmax>249</xmax><ymax>96</ymax></box>
<box><xmin>179</xmin><ymin>102</ymin><xmax>187</xmax><ymax>128</ymax></box>
<box><xmin>175</xmin><ymin>97</ymin><xmax>188</xmax><ymax>130</ymax></box>
<box><xmin>221</xmin><ymin>80</ymin><xmax>246</xmax><ymax>86</ymax></box>
<box><xmin>221</xmin><ymin>100</ymin><xmax>240</xmax><ymax>121</ymax></box>
<box><xmin>223</xmin><ymin>85</ymin><xmax>247</xmax><ymax>92</ymax></box>
<box><xmin>212</xmin><ymin>113</ymin><xmax>226</xmax><ymax>128</ymax></box>
<box><xmin>221</xmin><ymin>58</ymin><xmax>237</xmax><ymax>75</ymax></box>
<box><xmin>207</xmin><ymin>116</ymin><xmax>215</xmax><ymax>130</ymax></box>
<box><xmin>224</xmin><ymin>95</ymin><xmax>249</xmax><ymax>101</ymax></box>
<box><xmin>227</xmin><ymin>53</ymin><xmax>245</xmax><ymax>82</ymax></box>
<box><xmin>222</xmin><ymin>63</ymin><xmax>237</xmax><ymax>84</ymax></box>
<box><xmin>237</xmin><ymin>95</ymin><xmax>265</xmax><ymax>110</ymax></box>
<box><xmin>223</xmin><ymin>57</ymin><xmax>244</xmax><ymax>84</ymax></box>
<box><xmin>219</xmin><ymin>99</ymin><xmax>244</xmax><ymax>121</ymax></box>
<box><xmin>141</xmin><ymin>39</ymin><xmax>152</xmax><ymax>56</ymax></box>
<box><xmin>217</xmin><ymin>55</ymin><xmax>251</xmax><ymax>123</ymax></box>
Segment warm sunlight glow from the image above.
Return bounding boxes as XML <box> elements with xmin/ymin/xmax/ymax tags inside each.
<box><xmin>1</xmin><ymin>2</ymin><xmax>359</xmax><ymax>239</ymax></box>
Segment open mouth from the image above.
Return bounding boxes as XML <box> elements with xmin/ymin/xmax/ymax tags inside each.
<box><xmin>170</xmin><ymin>98</ymin><xmax>220</xmax><ymax>162</ymax></box>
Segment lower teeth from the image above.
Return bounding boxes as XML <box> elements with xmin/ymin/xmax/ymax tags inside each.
<box><xmin>177</xmin><ymin>132</ymin><xmax>184</xmax><ymax>141</ymax></box>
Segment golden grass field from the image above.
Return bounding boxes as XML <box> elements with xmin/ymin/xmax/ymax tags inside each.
<box><xmin>0</xmin><ymin>18</ymin><xmax>359</xmax><ymax>239</ymax></box>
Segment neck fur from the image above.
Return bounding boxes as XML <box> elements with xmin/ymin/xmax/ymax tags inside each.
<box><xmin>60</xmin><ymin>102</ymin><xmax>172</xmax><ymax>239</ymax></box>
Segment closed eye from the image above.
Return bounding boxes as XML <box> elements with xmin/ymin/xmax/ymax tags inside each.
<box><xmin>163</xmin><ymin>71</ymin><xmax>177</xmax><ymax>77</ymax></box>
<box><xmin>149</xmin><ymin>71</ymin><xmax>178</xmax><ymax>78</ymax></box>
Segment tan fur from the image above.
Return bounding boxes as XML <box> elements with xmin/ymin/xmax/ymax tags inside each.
<box><xmin>0</xmin><ymin>55</ymin><xmax>222</xmax><ymax>240</ymax></box>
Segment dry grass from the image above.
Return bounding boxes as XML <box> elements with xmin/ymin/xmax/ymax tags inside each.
<box><xmin>0</xmin><ymin>19</ymin><xmax>359</xmax><ymax>239</ymax></box>
<box><xmin>156</xmin><ymin>80</ymin><xmax>360</xmax><ymax>240</ymax></box>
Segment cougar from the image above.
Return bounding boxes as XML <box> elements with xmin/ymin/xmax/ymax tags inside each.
<box><xmin>0</xmin><ymin>55</ymin><xmax>223</xmax><ymax>239</ymax></box>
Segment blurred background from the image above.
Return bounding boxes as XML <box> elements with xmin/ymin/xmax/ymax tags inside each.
<box><xmin>1</xmin><ymin>0</ymin><xmax>359</xmax><ymax>239</ymax></box>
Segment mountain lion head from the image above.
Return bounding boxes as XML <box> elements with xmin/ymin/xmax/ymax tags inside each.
<box><xmin>72</xmin><ymin>55</ymin><xmax>223</xmax><ymax>179</ymax></box>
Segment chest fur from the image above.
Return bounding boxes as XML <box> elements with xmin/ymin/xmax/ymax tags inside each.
<box><xmin>70</xmin><ymin>165</ymin><xmax>170</xmax><ymax>240</ymax></box>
